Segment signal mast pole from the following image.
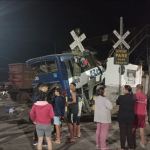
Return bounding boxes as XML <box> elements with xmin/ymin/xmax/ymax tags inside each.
<box><xmin>119</xmin><ymin>17</ymin><xmax>123</xmax><ymax>95</ymax></box>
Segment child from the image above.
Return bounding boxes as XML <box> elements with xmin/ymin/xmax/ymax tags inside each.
<box><xmin>30</xmin><ymin>88</ymin><xmax>54</xmax><ymax>150</ymax></box>
<box><xmin>53</xmin><ymin>88</ymin><xmax>65</xmax><ymax>144</ymax></box>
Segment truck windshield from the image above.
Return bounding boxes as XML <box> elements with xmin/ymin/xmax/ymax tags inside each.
<box><xmin>30</xmin><ymin>60</ymin><xmax>58</xmax><ymax>74</ymax></box>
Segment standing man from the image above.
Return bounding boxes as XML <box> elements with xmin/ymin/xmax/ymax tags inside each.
<box><xmin>132</xmin><ymin>84</ymin><xmax>147</xmax><ymax>148</ymax></box>
<box><xmin>66</xmin><ymin>83</ymin><xmax>78</xmax><ymax>143</ymax></box>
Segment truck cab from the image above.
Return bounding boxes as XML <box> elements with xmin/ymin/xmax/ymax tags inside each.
<box><xmin>26</xmin><ymin>50</ymin><xmax>105</xmax><ymax>111</ymax></box>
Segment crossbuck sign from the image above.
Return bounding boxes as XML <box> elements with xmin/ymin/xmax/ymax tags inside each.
<box><xmin>69</xmin><ymin>30</ymin><xmax>86</xmax><ymax>52</ymax></box>
<box><xmin>113</xmin><ymin>30</ymin><xmax>130</xmax><ymax>49</ymax></box>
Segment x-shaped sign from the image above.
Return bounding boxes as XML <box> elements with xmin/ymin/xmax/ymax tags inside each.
<box><xmin>69</xmin><ymin>30</ymin><xmax>86</xmax><ymax>52</ymax></box>
<box><xmin>113</xmin><ymin>30</ymin><xmax>130</xmax><ymax>49</ymax></box>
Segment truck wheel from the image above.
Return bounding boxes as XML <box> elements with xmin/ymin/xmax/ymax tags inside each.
<box><xmin>17</xmin><ymin>92</ymin><xmax>29</xmax><ymax>104</ymax></box>
<box><xmin>10</xmin><ymin>93</ymin><xmax>17</xmax><ymax>101</ymax></box>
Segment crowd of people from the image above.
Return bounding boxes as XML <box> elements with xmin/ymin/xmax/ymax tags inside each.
<box><xmin>94</xmin><ymin>84</ymin><xmax>149</xmax><ymax>150</ymax></box>
<box><xmin>29</xmin><ymin>82</ymin><xmax>150</xmax><ymax>150</ymax></box>
<box><xmin>30</xmin><ymin>82</ymin><xmax>82</xmax><ymax>150</ymax></box>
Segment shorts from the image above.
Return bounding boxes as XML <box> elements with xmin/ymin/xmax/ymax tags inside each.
<box><xmin>67</xmin><ymin>113</ymin><xmax>77</xmax><ymax>124</ymax></box>
<box><xmin>36</xmin><ymin>124</ymin><xmax>51</xmax><ymax>137</ymax></box>
<box><xmin>133</xmin><ymin>115</ymin><xmax>146</xmax><ymax>129</ymax></box>
<box><xmin>77</xmin><ymin>116</ymin><xmax>80</xmax><ymax>125</ymax></box>
<box><xmin>54</xmin><ymin>116</ymin><xmax>61</xmax><ymax>125</ymax></box>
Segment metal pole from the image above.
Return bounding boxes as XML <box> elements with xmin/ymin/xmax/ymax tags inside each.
<box><xmin>119</xmin><ymin>17</ymin><xmax>123</xmax><ymax>95</ymax></box>
<box><xmin>120</xmin><ymin>17</ymin><xmax>123</xmax><ymax>37</ymax></box>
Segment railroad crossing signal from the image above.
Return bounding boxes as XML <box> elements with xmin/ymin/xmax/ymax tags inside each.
<box><xmin>69</xmin><ymin>30</ymin><xmax>86</xmax><ymax>52</ymax></box>
<box><xmin>113</xmin><ymin>30</ymin><xmax>130</xmax><ymax>49</ymax></box>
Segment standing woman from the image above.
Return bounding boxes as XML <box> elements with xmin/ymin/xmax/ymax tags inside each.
<box><xmin>116</xmin><ymin>85</ymin><xmax>135</xmax><ymax>150</ymax></box>
<box><xmin>94</xmin><ymin>87</ymin><xmax>113</xmax><ymax>150</ymax></box>
<box><xmin>30</xmin><ymin>91</ymin><xmax>54</xmax><ymax>150</ymax></box>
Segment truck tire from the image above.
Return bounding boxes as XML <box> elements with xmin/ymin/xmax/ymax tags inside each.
<box><xmin>17</xmin><ymin>92</ymin><xmax>29</xmax><ymax>104</ymax></box>
<box><xmin>10</xmin><ymin>93</ymin><xmax>17</xmax><ymax>101</ymax></box>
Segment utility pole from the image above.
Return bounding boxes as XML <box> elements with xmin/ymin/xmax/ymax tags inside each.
<box><xmin>119</xmin><ymin>17</ymin><xmax>123</xmax><ymax>95</ymax></box>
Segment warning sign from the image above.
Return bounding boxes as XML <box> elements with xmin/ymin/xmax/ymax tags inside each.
<box><xmin>114</xmin><ymin>49</ymin><xmax>129</xmax><ymax>65</ymax></box>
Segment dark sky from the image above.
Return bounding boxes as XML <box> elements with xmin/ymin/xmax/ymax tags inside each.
<box><xmin>0</xmin><ymin>0</ymin><xmax>149</xmax><ymax>80</ymax></box>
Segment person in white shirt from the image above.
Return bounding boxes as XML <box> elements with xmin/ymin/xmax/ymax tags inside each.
<box><xmin>94</xmin><ymin>87</ymin><xmax>113</xmax><ymax>150</ymax></box>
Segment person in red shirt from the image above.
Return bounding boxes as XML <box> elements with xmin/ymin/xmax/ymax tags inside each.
<box><xmin>132</xmin><ymin>84</ymin><xmax>147</xmax><ymax>148</ymax></box>
<box><xmin>30</xmin><ymin>84</ymin><xmax>54</xmax><ymax>150</ymax></box>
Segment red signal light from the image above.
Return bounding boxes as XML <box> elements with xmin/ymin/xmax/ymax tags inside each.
<box><xmin>84</xmin><ymin>60</ymin><xmax>88</xmax><ymax>65</ymax></box>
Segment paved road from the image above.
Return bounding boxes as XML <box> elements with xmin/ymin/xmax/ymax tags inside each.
<box><xmin>0</xmin><ymin>98</ymin><xmax>150</xmax><ymax>150</ymax></box>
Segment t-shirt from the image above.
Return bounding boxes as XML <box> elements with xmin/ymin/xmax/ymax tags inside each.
<box><xmin>54</xmin><ymin>96</ymin><xmax>66</xmax><ymax>117</ymax></box>
<box><xmin>134</xmin><ymin>93</ymin><xmax>147</xmax><ymax>115</ymax></box>
<box><xmin>116</xmin><ymin>93</ymin><xmax>135</xmax><ymax>124</ymax></box>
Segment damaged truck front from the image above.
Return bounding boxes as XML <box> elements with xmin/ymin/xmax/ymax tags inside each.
<box><xmin>26</xmin><ymin>50</ymin><xmax>105</xmax><ymax>113</ymax></box>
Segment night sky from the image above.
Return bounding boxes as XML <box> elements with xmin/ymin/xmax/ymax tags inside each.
<box><xmin>0</xmin><ymin>0</ymin><xmax>149</xmax><ymax>81</ymax></box>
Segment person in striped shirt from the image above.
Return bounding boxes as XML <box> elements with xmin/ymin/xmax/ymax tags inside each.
<box><xmin>132</xmin><ymin>84</ymin><xmax>147</xmax><ymax>148</ymax></box>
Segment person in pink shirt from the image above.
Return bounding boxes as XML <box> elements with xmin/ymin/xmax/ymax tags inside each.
<box><xmin>30</xmin><ymin>84</ymin><xmax>54</xmax><ymax>150</ymax></box>
<box><xmin>132</xmin><ymin>84</ymin><xmax>147</xmax><ymax>148</ymax></box>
